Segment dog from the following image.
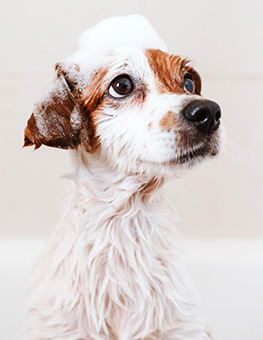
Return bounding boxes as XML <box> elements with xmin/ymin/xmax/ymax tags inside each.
<box><xmin>23</xmin><ymin>15</ymin><xmax>221</xmax><ymax>340</ymax></box>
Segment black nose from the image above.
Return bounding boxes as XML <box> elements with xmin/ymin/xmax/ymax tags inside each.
<box><xmin>182</xmin><ymin>100</ymin><xmax>221</xmax><ymax>135</ymax></box>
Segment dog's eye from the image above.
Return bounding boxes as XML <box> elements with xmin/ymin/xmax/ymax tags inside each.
<box><xmin>184</xmin><ymin>75</ymin><xmax>195</xmax><ymax>94</ymax></box>
<box><xmin>109</xmin><ymin>75</ymin><xmax>134</xmax><ymax>98</ymax></box>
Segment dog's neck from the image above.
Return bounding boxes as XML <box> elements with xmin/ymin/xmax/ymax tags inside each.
<box><xmin>73</xmin><ymin>148</ymin><xmax>164</xmax><ymax>212</ymax></box>
<box><xmin>49</xmin><ymin>148</ymin><xmax>185</xmax><ymax>339</ymax></box>
<box><xmin>65</xmin><ymin>148</ymin><xmax>170</xmax><ymax>254</ymax></box>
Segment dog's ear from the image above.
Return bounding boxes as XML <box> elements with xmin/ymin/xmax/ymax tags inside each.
<box><xmin>24</xmin><ymin>63</ymin><xmax>84</xmax><ymax>150</ymax></box>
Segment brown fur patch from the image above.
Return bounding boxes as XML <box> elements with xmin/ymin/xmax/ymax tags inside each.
<box><xmin>159</xmin><ymin>111</ymin><xmax>176</xmax><ymax>131</ymax></box>
<box><xmin>24</xmin><ymin>70</ymin><xmax>81</xmax><ymax>150</ymax></box>
<box><xmin>24</xmin><ymin>116</ymin><xmax>36</xmax><ymax>147</ymax></box>
<box><xmin>83</xmin><ymin>69</ymin><xmax>109</xmax><ymax>113</ymax></box>
<box><xmin>24</xmin><ymin>64</ymin><xmax>108</xmax><ymax>152</ymax></box>
<box><xmin>80</xmin><ymin>68</ymin><xmax>110</xmax><ymax>153</ymax></box>
<box><xmin>24</xmin><ymin>63</ymin><xmax>85</xmax><ymax>150</ymax></box>
<box><xmin>145</xmin><ymin>49</ymin><xmax>201</xmax><ymax>95</ymax></box>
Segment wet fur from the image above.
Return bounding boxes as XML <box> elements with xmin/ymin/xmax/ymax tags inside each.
<box><xmin>23</xmin><ymin>22</ymin><xmax>220</xmax><ymax>340</ymax></box>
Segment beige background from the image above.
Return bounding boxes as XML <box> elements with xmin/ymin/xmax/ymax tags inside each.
<box><xmin>0</xmin><ymin>0</ymin><xmax>262</xmax><ymax>239</ymax></box>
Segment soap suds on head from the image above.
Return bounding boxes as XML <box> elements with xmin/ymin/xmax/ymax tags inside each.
<box><xmin>68</xmin><ymin>15</ymin><xmax>167</xmax><ymax>83</ymax></box>
<box><xmin>79</xmin><ymin>15</ymin><xmax>167</xmax><ymax>53</ymax></box>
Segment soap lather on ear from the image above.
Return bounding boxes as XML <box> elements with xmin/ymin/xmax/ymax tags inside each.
<box><xmin>24</xmin><ymin>63</ymin><xmax>84</xmax><ymax>150</ymax></box>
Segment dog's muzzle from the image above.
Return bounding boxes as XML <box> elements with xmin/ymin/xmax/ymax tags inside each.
<box><xmin>182</xmin><ymin>99</ymin><xmax>221</xmax><ymax>136</ymax></box>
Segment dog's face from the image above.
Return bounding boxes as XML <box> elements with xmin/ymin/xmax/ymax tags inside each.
<box><xmin>24</xmin><ymin>46</ymin><xmax>221</xmax><ymax>178</ymax></box>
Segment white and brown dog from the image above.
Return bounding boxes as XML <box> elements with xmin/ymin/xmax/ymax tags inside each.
<box><xmin>23</xmin><ymin>15</ymin><xmax>221</xmax><ymax>340</ymax></box>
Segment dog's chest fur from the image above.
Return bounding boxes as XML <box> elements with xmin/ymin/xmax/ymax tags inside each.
<box><xmin>27</xmin><ymin>152</ymin><xmax>199</xmax><ymax>340</ymax></box>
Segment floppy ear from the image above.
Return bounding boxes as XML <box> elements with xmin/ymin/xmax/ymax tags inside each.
<box><xmin>24</xmin><ymin>63</ymin><xmax>84</xmax><ymax>150</ymax></box>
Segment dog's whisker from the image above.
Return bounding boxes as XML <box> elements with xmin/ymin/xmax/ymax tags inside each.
<box><xmin>225</xmin><ymin>136</ymin><xmax>246</xmax><ymax>179</ymax></box>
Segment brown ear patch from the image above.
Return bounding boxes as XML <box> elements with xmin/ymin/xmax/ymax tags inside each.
<box><xmin>24</xmin><ymin>63</ymin><xmax>85</xmax><ymax>150</ymax></box>
<box><xmin>24</xmin><ymin>117</ymin><xmax>35</xmax><ymax>147</ymax></box>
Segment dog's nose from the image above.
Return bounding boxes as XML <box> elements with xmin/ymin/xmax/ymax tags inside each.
<box><xmin>182</xmin><ymin>99</ymin><xmax>221</xmax><ymax>135</ymax></box>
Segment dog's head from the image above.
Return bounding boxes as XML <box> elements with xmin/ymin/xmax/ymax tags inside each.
<box><xmin>24</xmin><ymin>15</ymin><xmax>221</xmax><ymax>177</ymax></box>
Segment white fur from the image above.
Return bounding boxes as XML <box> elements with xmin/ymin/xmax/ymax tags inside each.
<box><xmin>24</xmin><ymin>149</ymin><xmax>212</xmax><ymax>340</ymax></box>
<box><xmin>23</xmin><ymin>15</ymin><xmax>220</xmax><ymax>340</ymax></box>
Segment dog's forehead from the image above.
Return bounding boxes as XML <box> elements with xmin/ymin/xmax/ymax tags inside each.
<box><xmin>65</xmin><ymin>15</ymin><xmax>201</xmax><ymax>96</ymax></box>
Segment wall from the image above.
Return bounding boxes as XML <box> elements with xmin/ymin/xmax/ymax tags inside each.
<box><xmin>0</xmin><ymin>0</ymin><xmax>262</xmax><ymax>239</ymax></box>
